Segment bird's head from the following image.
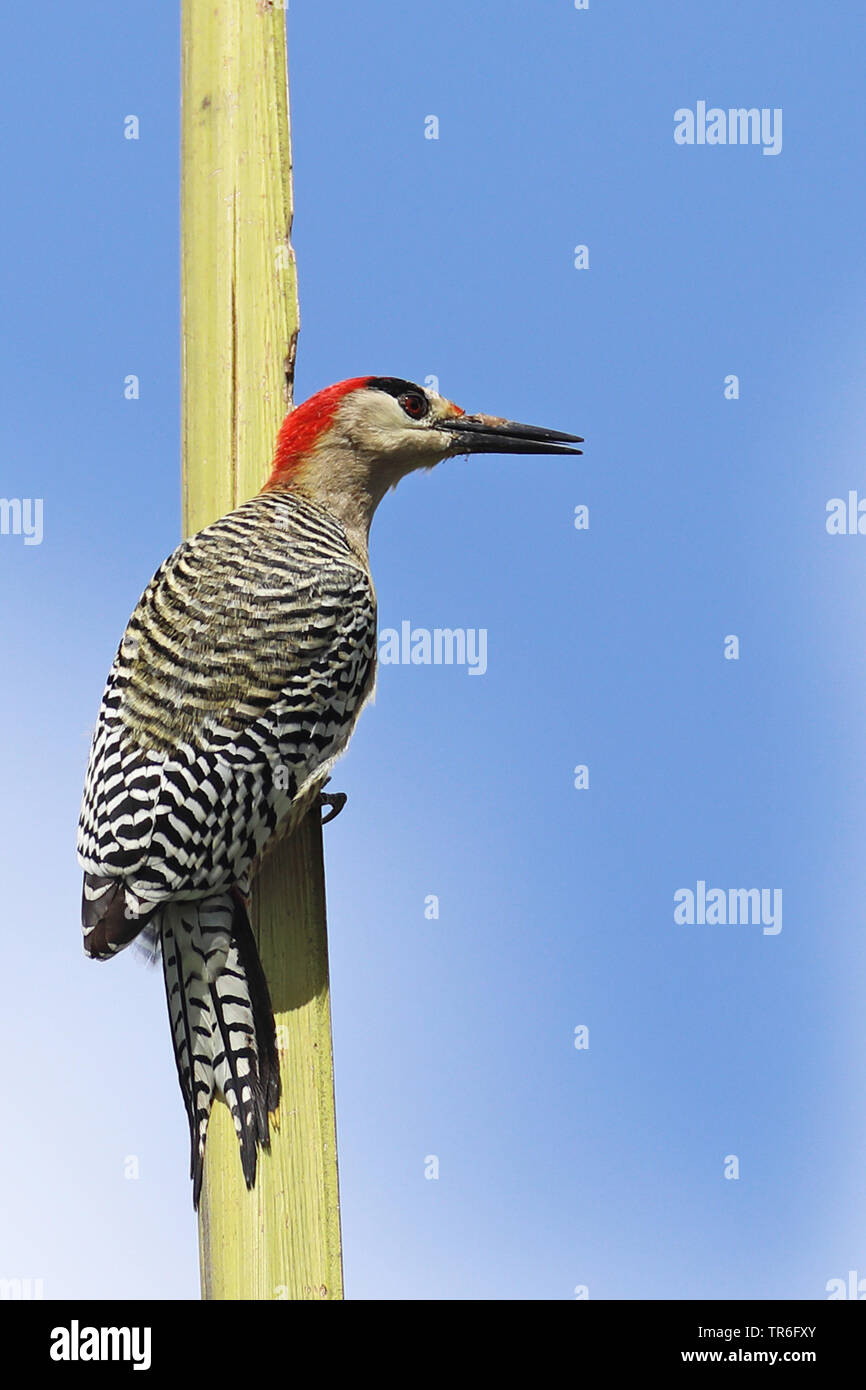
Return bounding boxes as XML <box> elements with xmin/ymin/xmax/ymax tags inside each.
<box><xmin>262</xmin><ymin>376</ymin><xmax>582</xmax><ymax>552</ymax></box>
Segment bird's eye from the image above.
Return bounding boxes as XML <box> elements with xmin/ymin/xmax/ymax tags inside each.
<box><xmin>399</xmin><ymin>392</ymin><xmax>428</xmax><ymax>420</ymax></box>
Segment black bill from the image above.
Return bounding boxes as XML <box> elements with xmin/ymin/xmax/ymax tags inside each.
<box><xmin>438</xmin><ymin>413</ymin><xmax>583</xmax><ymax>456</ymax></box>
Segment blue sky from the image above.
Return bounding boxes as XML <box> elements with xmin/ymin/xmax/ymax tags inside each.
<box><xmin>1</xmin><ymin>1</ymin><xmax>865</xmax><ymax>1300</ymax></box>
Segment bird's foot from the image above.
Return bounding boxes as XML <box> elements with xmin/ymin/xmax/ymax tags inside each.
<box><xmin>319</xmin><ymin>783</ymin><xmax>347</xmax><ymax>825</ymax></box>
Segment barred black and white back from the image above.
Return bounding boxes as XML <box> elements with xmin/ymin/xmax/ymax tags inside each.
<box><xmin>78</xmin><ymin>489</ymin><xmax>377</xmax><ymax>1201</ymax></box>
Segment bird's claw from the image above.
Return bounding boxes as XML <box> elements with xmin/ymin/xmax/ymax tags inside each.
<box><xmin>320</xmin><ymin>790</ymin><xmax>347</xmax><ymax>825</ymax></box>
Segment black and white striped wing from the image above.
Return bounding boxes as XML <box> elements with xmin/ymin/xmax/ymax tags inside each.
<box><xmin>78</xmin><ymin>495</ymin><xmax>377</xmax><ymax>916</ymax></box>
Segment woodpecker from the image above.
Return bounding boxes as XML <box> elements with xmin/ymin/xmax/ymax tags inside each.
<box><xmin>78</xmin><ymin>376</ymin><xmax>582</xmax><ymax>1203</ymax></box>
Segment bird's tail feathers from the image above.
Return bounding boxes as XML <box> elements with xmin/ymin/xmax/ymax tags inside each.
<box><xmin>160</xmin><ymin>890</ymin><xmax>280</xmax><ymax>1206</ymax></box>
